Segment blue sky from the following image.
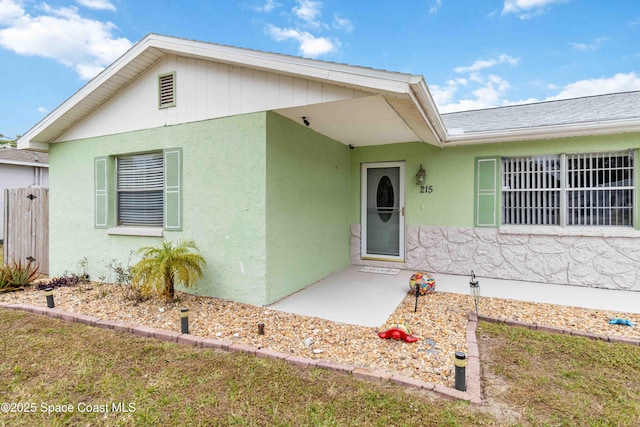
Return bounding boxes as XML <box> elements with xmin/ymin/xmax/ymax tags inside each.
<box><xmin>1</xmin><ymin>0</ymin><xmax>639</xmax><ymax>138</ymax></box>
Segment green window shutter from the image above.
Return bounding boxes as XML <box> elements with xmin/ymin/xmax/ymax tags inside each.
<box><xmin>164</xmin><ymin>147</ymin><xmax>182</xmax><ymax>230</ymax></box>
<box><xmin>475</xmin><ymin>157</ymin><xmax>499</xmax><ymax>227</ymax></box>
<box><xmin>95</xmin><ymin>157</ymin><xmax>108</xmax><ymax>228</ymax></box>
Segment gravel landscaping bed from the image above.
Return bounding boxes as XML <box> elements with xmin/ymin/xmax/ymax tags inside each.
<box><xmin>1</xmin><ymin>280</ymin><xmax>639</xmax><ymax>389</ymax></box>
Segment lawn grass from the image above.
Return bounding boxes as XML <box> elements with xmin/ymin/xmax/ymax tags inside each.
<box><xmin>0</xmin><ymin>310</ymin><xmax>489</xmax><ymax>426</ymax></box>
<box><xmin>3</xmin><ymin>309</ymin><xmax>640</xmax><ymax>426</ymax></box>
<box><xmin>478</xmin><ymin>321</ymin><xmax>640</xmax><ymax>426</ymax></box>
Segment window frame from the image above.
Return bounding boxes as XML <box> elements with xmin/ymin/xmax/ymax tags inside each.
<box><xmin>115</xmin><ymin>151</ymin><xmax>164</xmax><ymax>228</ymax></box>
<box><xmin>94</xmin><ymin>147</ymin><xmax>182</xmax><ymax>235</ymax></box>
<box><xmin>500</xmin><ymin>150</ymin><xmax>635</xmax><ymax>228</ymax></box>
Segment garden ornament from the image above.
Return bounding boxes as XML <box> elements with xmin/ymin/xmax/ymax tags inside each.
<box><xmin>609</xmin><ymin>318</ymin><xmax>634</xmax><ymax>327</ymax></box>
<box><xmin>377</xmin><ymin>321</ymin><xmax>419</xmax><ymax>343</ymax></box>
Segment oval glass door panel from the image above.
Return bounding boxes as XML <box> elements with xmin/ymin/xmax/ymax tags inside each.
<box><xmin>376</xmin><ymin>176</ymin><xmax>394</xmax><ymax>222</ymax></box>
<box><xmin>365</xmin><ymin>167</ymin><xmax>400</xmax><ymax>257</ymax></box>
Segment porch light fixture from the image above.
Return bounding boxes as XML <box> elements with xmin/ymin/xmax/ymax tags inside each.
<box><xmin>302</xmin><ymin>116</ymin><xmax>310</xmax><ymax>127</ymax></box>
<box><xmin>416</xmin><ymin>164</ymin><xmax>426</xmax><ymax>185</ymax></box>
<box><xmin>469</xmin><ymin>270</ymin><xmax>480</xmax><ymax>315</ymax></box>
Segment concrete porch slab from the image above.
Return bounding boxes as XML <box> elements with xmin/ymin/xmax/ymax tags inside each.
<box><xmin>269</xmin><ymin>266</ymin><xmax>640</xmax><ymax>327</ymax></box>
<box><xmin>269</xmin><ymin>266</ymin><xmax>413</xmax><ymax>327</ymax></box>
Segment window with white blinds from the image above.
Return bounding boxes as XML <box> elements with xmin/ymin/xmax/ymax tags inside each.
<box><xmin>502</xmin><ymin>151</ymin><xmax>634</xmax><ymax>227</ymax></box>
<box><xmin>116</xmin><ymin>152</ymin><xmax>164</xmax><ymax>227</ymax></box>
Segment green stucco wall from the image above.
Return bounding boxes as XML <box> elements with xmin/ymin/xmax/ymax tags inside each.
<box><xmin>49</xmin><ymin>113</ymin><xmax>269</xmax><ymax>305</ymax></box>
<box><xmin>265</xmin><ymin>112</ymin><xmax>351</xmax><ymax>303</ymax></box>
<box><xmin>350</xmin><ymin>132</ymin><xmax>640</xmax><ymax>228</ymax></box>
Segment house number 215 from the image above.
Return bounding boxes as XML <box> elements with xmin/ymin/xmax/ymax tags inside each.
<box><xmin>420</xmin><ymin>185</ymin><xmax>433</xmax><ymax>193</ymax></box>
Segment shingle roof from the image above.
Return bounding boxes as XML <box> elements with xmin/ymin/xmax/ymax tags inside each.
<box><xmin>0</xmin><ymin>148</ymin><xmax>48</xmax><ymax>165</ymax></box>
<box><xmin>441</xmin><ymin>91</ymin><xmax>640</xmax><ymax>134</ymax></box>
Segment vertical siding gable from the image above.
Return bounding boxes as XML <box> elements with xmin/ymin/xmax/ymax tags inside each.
<box><xmin>58</xmin><ymin>54</ymin><xmax>371</xmax><ymax>142</ymax></box>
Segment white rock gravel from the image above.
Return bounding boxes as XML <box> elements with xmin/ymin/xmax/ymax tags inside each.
<box><xmin>2</xmin><ymin>281</ymin><xmax>639</xmax><ymax>388</ymax></box>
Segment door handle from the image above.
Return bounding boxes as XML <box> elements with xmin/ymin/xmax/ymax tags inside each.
<box><xmin>401</xmin><ymin>207</ymin><xmax>405</xmax><ymax>217</ymax></box>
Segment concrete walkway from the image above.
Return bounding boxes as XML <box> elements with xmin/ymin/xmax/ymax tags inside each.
<box><xmin>269</xmin><ymin>265</ymin><xmax>640</xmax><ymax>327</ymax></box>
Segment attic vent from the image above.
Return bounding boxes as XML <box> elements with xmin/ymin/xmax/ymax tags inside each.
<box><xmin>158</xmin><ymin>72</ymin><xmax>176</xmax><ymax>108</ymax></box>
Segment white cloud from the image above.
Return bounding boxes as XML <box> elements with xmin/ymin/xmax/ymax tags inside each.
<box><xmin>293</xmin><ymin>0</ymin><xmax>323</xmax><ymax>27</ymax></box>
<box><xmin>333</xmin><ymin>14</ymin><xmax>353</xmax><ymax>32</ymax></box>
<box><xmin>435</xmin><ymin>72</ymin><xmax>640</xmax><ymax>113</ymax></box>
<box><xmin>435</xmin><ymin>54</ymin><xmax>518</xmax><ymax>112</ymax></box>
<box><xmin>546</xmin><ymin>72</ymin><xmax>640</xmax><ymax>100</ymax></box>
<box><xmin>454</xmin><ymin>54</ymin><xmax>519</xmax><ymax>73</ymax></box>
<box><xmin>571</xmin><ymin>37</ymin><xmax>607</xmax><ymax>51</ymax></box>
<box><xmin>502</xmin><ymin>0</ymin><xmax>567</xmax><ymax>19</ymax></box>
<box><xmin>263</xmin><ymin>0</ymin><xmax>349</xmax><ymax>56</ymax></box>
<box><xmin>0</xmin><ymin>1</ymin><xmax>132</xmax><ymax>80</ymax></box>
<box><xmin>430</xmin><ymin>82</ymin><xmax>458</xmax><ymax>106</ymax></box>
<box><xmin>429</xmin><ymin>0</ymin><xmax>442</xmax><ymax>14</ymax></box>
<box><xmin>253</xmin><ymin>0</ymin><xmax>280</xmax><ymax>13</ymax></box>
<box><xmin>437</xmin><ymin>74</ymin><xmax>512</xmax><ymax>113</ymax></box>
<box><xmin>37</xmin><ymin>106</ymin><xmax>49</xmax><ymax>114</ymax></box>
<box><xmin>267</xmin><ymin>24</ymin><xmax>337</xmax><ymax>57</ymax></box>
<box><xmin>0</xmin><ymin>0</ymin><xmax>24</xmax><ymax>25</ymax></box>
<box><xmin>75</xmin><ymin>0</ymin><xmax>116</xmax><ymax>11</ymax></box>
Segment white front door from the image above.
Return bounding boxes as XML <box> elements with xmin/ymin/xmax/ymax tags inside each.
<box><xmin>361</xmin><ymin>162</ymin><xmax>405</xmax><ymax>261</ymax></box>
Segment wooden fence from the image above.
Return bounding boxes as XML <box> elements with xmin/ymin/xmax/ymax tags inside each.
<box><xmin>3</xmin><ymin>188</ymin><xmax>48</xmax><ymax>274</ymax></box>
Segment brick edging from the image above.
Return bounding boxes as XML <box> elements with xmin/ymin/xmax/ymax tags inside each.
<box><xmin>477</xmin><ymin>313</ymin><xmax>640</xmax><ymax>346</ymax></box>
<box><xmin>0</xmin><ymin>302</ymin><xmax>480</xmax><ymax>404</ymax></box>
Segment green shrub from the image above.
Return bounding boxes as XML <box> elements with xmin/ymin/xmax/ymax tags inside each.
<box><xmin>131</xmin><ymin>240</ymin><xmax>206</xmax><ymax>301</ymax></box>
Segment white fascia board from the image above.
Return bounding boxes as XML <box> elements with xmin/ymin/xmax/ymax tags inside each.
<box><xmin>17</xmin><ymin>141</ymin><xmax>49</xmax><ymax>152</ymax></box>
<box><xmin>443</xmin><ymin>118</ymin><xmax>640</xmax><ymax>146</ymax></box>
<box><xmin>17</xmin><ymin>36</ymin><xmax>154</xmax><ymax>148</ymax></box>
<box><xmin>408</xmin><ymin>79</ymin><xmax>448</xmax><ymax>145</ymax></box>
<box><xmin>0</xmin><ymin>159</ymin><xmax>49</xmax><ymax>167</ymax></box>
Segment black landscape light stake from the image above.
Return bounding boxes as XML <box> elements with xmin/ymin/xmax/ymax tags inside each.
<box><xmin>414</xmin><ymin>283</ymin><xmax>420</xmax><ymax>312</ymax></box>
<box><xmin>469</xmin><ymin>270</ymin><xmax>480</xmax><ymax>316</ymax></box>
<box><xmin>44</xmin><ymin>287</ymin><xmax>55</xmax><ymax>308</ymax></box>
<box><xmin>454</xmin><ymin>351</ymin><xmax>467</xmax><ymax>391</ymax></box>
<box><xmin>257</xmin><ymin>322</ymin><xmax>265</xmax><ymax>335</ymax></box>
<box><xmin>180</xmin><ymin>308</ymin><xmax>189</xmax><ymax>334</ymax></box>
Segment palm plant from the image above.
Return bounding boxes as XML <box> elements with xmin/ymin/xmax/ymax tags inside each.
<box><xmin>131</xmin><ymin>240</ymin><xmax>206</xmax><ymax>301</ymax></box>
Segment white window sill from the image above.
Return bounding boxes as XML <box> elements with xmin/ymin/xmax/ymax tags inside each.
<box><xmin>499</xmin><ymin>225</ymin><xmax>640</xmax><ymax>238</ymax></box>
<box><xmin>107</xmin><ymin>227</ymin><xmax>163</xmax><ymax>237</ymax></box>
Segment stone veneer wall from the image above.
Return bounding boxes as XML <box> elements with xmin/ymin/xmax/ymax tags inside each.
<box><xmin>351</xmin><ymin>224</ymin><xmax>640</xmax><ymax>291</ymax></box>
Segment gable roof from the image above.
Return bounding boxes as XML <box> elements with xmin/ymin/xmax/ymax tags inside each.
<box><xmin>16</xmin><ymin>34</ymin><xmax>640</xmax><ymax>151</ymax></box>
<box><xmin>441</xmin><ymin>91</ymin><xmax>640</xmax><ymax>145</ymax></box>
<box><xmin>17</xmin><ymin>33</ymin><xmax>447</xmax><ymax>151</ymax></box>
<box><xmin>0</xmin><ymin>148</ymin><xmax>48</xmax><ymax>167</ymax></box>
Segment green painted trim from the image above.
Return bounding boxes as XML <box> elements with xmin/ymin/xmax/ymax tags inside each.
<box><xmin>164</xmin><ymin>147</ymin><xmax>182</xmax><ymax>231</ymax></box>
<box><xmin>158</xmin><ymin>72</ymin><xmax>176</xmax><ymax>109</ymax></box>
<box><xmin>474</xmin><ymin>157</ymin><xmax>500</xmax><ymax>227</ymax></box>
<box><xmin>94</xmin><ymin>156</ymin><xmax>108</xmax><ymax>228</ymax></box>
